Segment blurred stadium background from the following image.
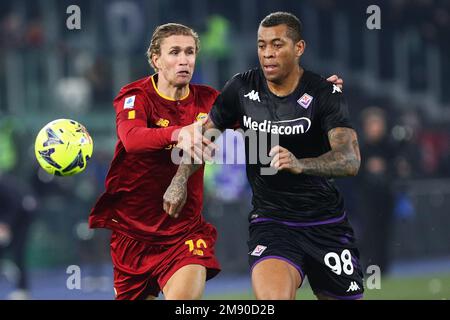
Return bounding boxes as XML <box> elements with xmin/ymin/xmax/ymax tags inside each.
<box><xmin>1</xmin><ymin>0</ymin><xmax>450</xmax><ymax>300</ymax></box>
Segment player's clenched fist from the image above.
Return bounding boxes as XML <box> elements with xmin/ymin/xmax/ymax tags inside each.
<box><xmin>163</xmin><ymin>176</ymin><xmax>188</xmax><ymax>218</ymax></box>
<box><xmin>269</xmin><ymin>145</ymin><xmax>303</xmax><ymax>174</ymax></box>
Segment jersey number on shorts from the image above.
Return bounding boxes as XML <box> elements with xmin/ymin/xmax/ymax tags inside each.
<box><xmin>185</xmin><ymin>239</ymin><xmax>207</xmax><ymax>256</ymax></box>
<box><xmin>324</xmin><ymin>249</ymin><xmax>354</xmax><ymax>276</ymax></box>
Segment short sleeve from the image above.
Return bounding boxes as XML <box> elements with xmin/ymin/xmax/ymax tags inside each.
<box><xmin>209</xmin><ymin>75</ymin><xmax>242</xmax><ymax>130</ymax></box>
<box><xmin>319</xmin><ymin>84</ymin><xmax>353</xmax><ymax>133</ymax></box>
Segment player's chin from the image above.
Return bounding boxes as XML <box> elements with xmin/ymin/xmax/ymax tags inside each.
<box><xmin>174</xmin><ymin>74</ymin><xmax>192</xmax><ymax>86</ymax></box>
<box><xmin>263</xmin><ymin>71</ymin><xmax>282</xmax><ymax>83</ymax></box>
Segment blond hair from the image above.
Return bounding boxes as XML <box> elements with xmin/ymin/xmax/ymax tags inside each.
<box><xmin>147</xmin><ymin>23</ymin><xmax>200</xmax><ymax>71</ymax></box>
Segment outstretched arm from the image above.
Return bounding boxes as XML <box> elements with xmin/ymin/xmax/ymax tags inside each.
<box><xmin>270</xmin><ymin>127</ymin><xmax>360</xmax><ymax>177</ymax></box>
<box><xmin>163</xmin><ymin>117</ymin><xmax>222</xmax><ymax>218</ymax></box>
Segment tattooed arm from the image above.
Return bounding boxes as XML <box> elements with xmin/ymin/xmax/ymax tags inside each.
<box><xmin>163</xmin><ymin>117</ymin><xmax>223</xmax><ymax>218</ymax></box>
<box><xmin>269</xmin><ymin>127</ymin><xmax>361</xmax><ymax>177</ymax></box>
<box><xmin>163</xmin><ymin>163</ymin><xmax>202</xmax><ymax>218</ymax></box>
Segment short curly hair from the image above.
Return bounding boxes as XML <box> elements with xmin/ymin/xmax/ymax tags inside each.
<box><xmin>146</xmin><ymin>23</ymin><xmax>200</xmax><ymax>71</ymax></box>
<box><xmin>260</xmin><ymin>12</ymin><xmax>303</xmax><ymax>43</ymax></box>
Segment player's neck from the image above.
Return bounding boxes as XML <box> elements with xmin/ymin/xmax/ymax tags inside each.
<box><xmin>266</xmin><ymin>66</ymin><xmax>303</xmax><ymax>97</ymax></box>
<box><xmin>155</xmin><ymin>75</ymin><xmax>189</xmax><ymax>101</ymax></box>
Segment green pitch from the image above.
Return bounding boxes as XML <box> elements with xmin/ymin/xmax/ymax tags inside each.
<box><xmin>206</xmin><ymin>273</ymin><xmax>450</xmax><ymax>300</ymax></box>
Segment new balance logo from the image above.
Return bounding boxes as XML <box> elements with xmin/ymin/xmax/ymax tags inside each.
<box><xmin>244</xmin><ymin>90</ymin><xmax>261</xmax><ymax>102</ymax></box>
<box><xmin>346</xmin><ymin>281</ymin><xmax>360</xmax><ymax>292</ymax></box>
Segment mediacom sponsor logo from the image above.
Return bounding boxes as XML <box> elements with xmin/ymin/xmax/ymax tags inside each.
<box><xmin>243</xmin><ymin>115</ymin><xmax>312</xmax><ymax>135</ymax></box>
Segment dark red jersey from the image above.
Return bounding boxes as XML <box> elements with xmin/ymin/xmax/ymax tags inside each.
<box><xmin>89</xmin><ymin>74</ymin><xmax>219</xmax><ymax>244</ymax></box>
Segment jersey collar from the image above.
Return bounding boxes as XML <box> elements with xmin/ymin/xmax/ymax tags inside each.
<box><xmin>260</xmin><ymin>68</ymin><xmax>308</xmax><ymax>99</ymax></box>
<box><xmin>150</xmin><ymin>74</ymin><xmax>191</xmax><ymax>101</ymax></box>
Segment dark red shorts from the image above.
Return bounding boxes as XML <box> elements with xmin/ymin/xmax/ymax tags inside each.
<box><xmin>110</xmin><ymin>222</ymin><xmax>221</xmax><ymax>300</ymax></box>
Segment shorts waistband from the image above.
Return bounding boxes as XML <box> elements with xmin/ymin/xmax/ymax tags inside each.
<box><xmin>250</xmin><ymin>211</ymin><xmax>346</xmax><ymax>227</ymax></box>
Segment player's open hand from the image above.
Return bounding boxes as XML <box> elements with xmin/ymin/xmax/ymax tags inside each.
<box><xmin>176</xmin><ymin>118</ymin><xmax>217</xmax><ymax>163</ymax></box>
<box><xmin>327</xmin><ymin>74</ymin><xmax>344</xmax><ymax>91</ymax></box>
<box><xmin>269</xmin><ymin>145</ymin><xmax>303</xmax><ymax>174</ymax></box>
<box><xmin>163</xmin><ymin>177</ymin><xmax>188</xmax><ymax>218</ymax></box>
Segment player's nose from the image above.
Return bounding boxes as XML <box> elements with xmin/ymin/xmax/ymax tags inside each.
<box><xmin>263</xmin><ymin>48</ymin><xmax>275</xmax><ymax>59</ymax></box>
<box><xmin>178</xmin><ymin>53</ymin><xmax>189</xmax><ymax>65</ymax></box>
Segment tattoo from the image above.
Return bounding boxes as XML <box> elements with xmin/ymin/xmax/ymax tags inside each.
<box><xmin>352</xmin><ymin>138</ymin><xmax>361</xmax><ymax>163</ymax></box>
<box><xmin>163</xmin><ymin>176</ymin><xmax>187</xmax><ymax>203</ymax></box>
<box><xmin>298</xmin><ymin>127</ymin><xmax>360</xmax><ymax>177</ymax></box>
<box><xmin>172</xmin><ymin>163</ymin><xmax>202</xmax><ymax>185</ymax></box>
<box><xmin>164</xmin><ymin>163</ymin><xmax>201</xmax><ymax>211</ymax></box>
<box><xmin>164</xmin><ymin>115</ymin><xmax>223</xmax><ymax>214</ymax></box>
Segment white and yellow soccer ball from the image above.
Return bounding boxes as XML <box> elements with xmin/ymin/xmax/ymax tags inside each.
<box><xmin>35</xmin><ymin>119</ymin><xmax>93</xmax><ymax>176</ymax></box>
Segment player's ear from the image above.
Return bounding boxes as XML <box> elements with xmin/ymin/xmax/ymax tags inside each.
<box><xmin>152</xmin><ymin>53</ymin><xmax>161</xmax><ymax>70</ymax></box>
<box><xmin>296</xmin><ymin>40</ymin><xmax>306</xmax><ymax>58</ymax></box>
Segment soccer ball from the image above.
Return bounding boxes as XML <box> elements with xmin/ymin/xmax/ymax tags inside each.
<box><xmin>35</xmin><ymin>119</ymin><xmax>93</xmax><ymax>176</ymax></box>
